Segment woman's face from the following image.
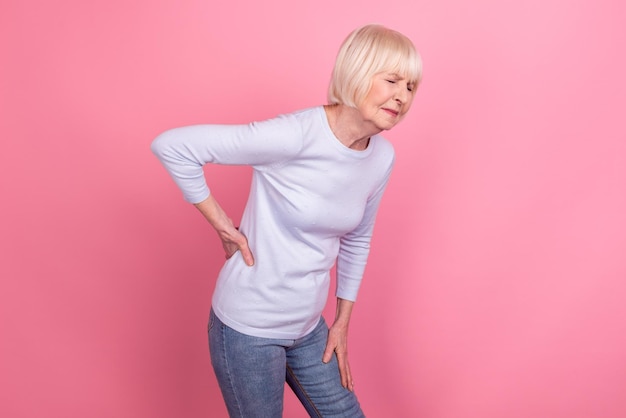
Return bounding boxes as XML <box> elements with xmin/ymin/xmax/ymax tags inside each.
<box><xmin>357</xmin><ymin>72</ymin><xmax>415</xmax><ymax>131</ymax></box>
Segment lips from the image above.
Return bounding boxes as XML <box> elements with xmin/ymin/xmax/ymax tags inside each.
<box><xmin>382</xmin><ymin>108</ymin><xmax>399</xmax><ymax>117</ymax></box>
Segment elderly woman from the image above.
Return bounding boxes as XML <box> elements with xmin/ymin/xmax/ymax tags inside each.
<box><xmin>152</xmin><ymin>24</ymin><xmax>422</xmax><ymax>417</ymax></box>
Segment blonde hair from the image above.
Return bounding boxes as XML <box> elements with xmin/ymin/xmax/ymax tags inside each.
<box><xmin>328</xmin><ymin>24</ymin><xmax>422</xmax><ymax>107</ymax></box>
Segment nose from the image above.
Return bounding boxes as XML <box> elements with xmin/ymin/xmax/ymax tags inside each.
<box><xmin>394</xmin><ymin>85</ymin><xmax>409</xmax><ymax>105</ymax></box>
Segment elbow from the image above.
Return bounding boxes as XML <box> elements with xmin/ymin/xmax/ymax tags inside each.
<box><xmin>150</xmin><ymin>129</ymin><xmax>175</xmax><ymax>158</ymax></box>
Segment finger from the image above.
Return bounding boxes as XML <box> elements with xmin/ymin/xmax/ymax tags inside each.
<box><xmin>225</xmin><ymin>230</ymin><xmax>255</xmax><ymax>266</ymax></box>
<box><xmin>335</xmin><ymin>351</ymin><xmax>345</xmax><ymax>385</ymax></box>
<box><xmin>235</xmin><ymin>232</ymin><xmax>254</xmax><ymax>266</ymax></box>
<box><xmin>322</xmin><ymin>340</ymin><xmax>335</xmax><ymax>363</ymax></box>
<box><xmin>223</xmin><ymin>241</ymin><xmax>239</xmax><ymax>259</ymax></box>
<box><xmin>344</xmin><ymin>362</ymin><xmax>354</xmax><ymax>391</ymax></box>
<box><xmin>239</xmin><ymin>244</ymin><xmax>255</xmax><ymax>266</ymax></box>
<box><xmin>336</xmin><ymin>351</ymin><xmax>350</xmax><ymax>389</ymax></box>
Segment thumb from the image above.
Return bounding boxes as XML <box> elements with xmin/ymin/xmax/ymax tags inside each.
<box><xmin>322</xmin><ymin>341</ymin><xmax>335</xmax><ymax>364</ymax></box>
<box><xmin>239</xmin><ymin>241</ymin><xmax>255</xmax><ymax>267</ymax></box>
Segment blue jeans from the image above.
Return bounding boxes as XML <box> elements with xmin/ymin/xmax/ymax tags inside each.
<box><xmin>208</xmin><ymin>309</ymin><xmax>365</xmax><ymax>417</ymax></box>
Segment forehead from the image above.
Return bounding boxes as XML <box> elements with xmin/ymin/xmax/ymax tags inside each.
<box><xmin>382</xmin><ymin>49</ymin><xmax>420</xmax><ymax>78</ymax></box>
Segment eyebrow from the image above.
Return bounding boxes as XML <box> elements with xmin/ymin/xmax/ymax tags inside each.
<box><xmin>387</xmin><ymin>72</ymin><xmax>416</xmax><ymax>84</ymax></box>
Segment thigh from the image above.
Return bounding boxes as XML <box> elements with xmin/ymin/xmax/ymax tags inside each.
<box><xmin>285</xmin><ymin>318</ymin><xmax>365</xmax><ymax>418</ymax></box>
<box><xmin>208</xmin><ymin>310</ymin><xmax>287</xmax><ymax>418</ymax></box>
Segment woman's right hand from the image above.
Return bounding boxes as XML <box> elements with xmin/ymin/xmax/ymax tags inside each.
<box><xmin>218</xmin><ymin>222</ymin><xmax>255</xmax><ymax>266</ymax></box>
<box><xmin>193</xmin><ymin>195</ymin><xmax>255</xmax><ymax>266</ymax></box>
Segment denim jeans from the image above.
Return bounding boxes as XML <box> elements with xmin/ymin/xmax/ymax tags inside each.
<box><xmin>208</xmin><ymin>309</ymin><xmax>365</xmax><ymax>417</ymax></box>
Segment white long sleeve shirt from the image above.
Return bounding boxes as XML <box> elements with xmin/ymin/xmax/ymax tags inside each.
<box><xmin>151</xmin><ymin>106</ymin><xmax>395</xmax><ymax>339</ymax></box>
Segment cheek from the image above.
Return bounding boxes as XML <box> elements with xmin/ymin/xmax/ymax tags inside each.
<box><xmin>369</xmin><ymin>84</ymin><xmax>389</xmax><ymax>102</ymax></box>
<box><xmin>404</xmin><ymin>96</ymin><xmax>415</xmax><ymax>111</ymax></box>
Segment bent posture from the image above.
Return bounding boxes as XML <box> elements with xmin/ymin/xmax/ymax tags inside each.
<box><xmin>152</xmin><ymin>24</ymin><xmax>422</xmax><ymax>417</ymax></box>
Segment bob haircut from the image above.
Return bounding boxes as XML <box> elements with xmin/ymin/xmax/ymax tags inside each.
<box><xmin>328</xmin><ymin>24</ymin><xmax>423</xmax><ymax>108</ymax></box>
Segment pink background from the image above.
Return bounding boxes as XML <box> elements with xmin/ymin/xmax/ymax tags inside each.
<box><xmin>2</xmin><ymin>0</ymin><xmax>625</xmax><ymax>417</ymax></box>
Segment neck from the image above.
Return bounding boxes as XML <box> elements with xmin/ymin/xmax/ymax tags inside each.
<box><xmin>324</xmin><ymin>104</ymin><xmax>381</xmax><ymax>151</ymax></box>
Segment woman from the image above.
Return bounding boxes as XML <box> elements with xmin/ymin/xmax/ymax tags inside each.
<box><xmin>152</xmin><ymin>24</ymin><xmax>422</xmax><ymax>417</ymax></box>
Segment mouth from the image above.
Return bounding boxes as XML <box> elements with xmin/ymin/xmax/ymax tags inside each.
<box><xmin>382</xmin><ymin>108</ymin><xmax>399</xmax><ymax>117</ymax></box>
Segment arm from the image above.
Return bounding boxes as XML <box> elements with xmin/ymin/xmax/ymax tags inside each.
<box><xmin>322</xmin><ymin>297</ymin><xmax>356</xmax><ymax>391</ymax></box>
<box><xmin>151</xmin><ymin>114</ymin><xmax>302</xmax><ymax>262</ymax></box>
<box><xmin>326</xmin><ymin>155</ymin><xmax>395</xmax><ymax>390</ymax></box>
<box><xmin>150</xmin><ymin>115</ymin><xmax>303</xmax><ymax>204</ymax></box>
<box><xmin>335</xmin><ymin>158</ymin><xmax>394</xmax><ymax>301</ymax></box>
<box><xmin>193</xmin><ymin>194</ymin><xmax>254</xmax><ymax>266</ymax></box>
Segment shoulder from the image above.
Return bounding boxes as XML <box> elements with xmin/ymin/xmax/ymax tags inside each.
<box><xmin>371</xmin><ymin>134</ymin><xmax>396</xmax><ymax>166</ymax></box>
<box><xmin>288</xmin><ymin>106</ymin><xmax>328</xmax><ymax>132</ymax></box>
<box><xmin>250</xmin><ymin>106</ymin><xmax>322</xmax><ymax>136</ymax></box>
<box><xmin>257</xmin><ymin>106</ymin><xmax>320</xmax><ymax>128</ymax></box>
<box><xmin>290</xmin><ymin>106</ymin><xmax>323</xmax><ymax>119</ymax></box>
<box><xmin>255</xmin><ymin>106</ymin><xmax>325</xmax><ymax>153</ymax></box>
<box><xmin>245</xmin><ymin>109</ymin><xmax>315</xmax><ymax>157</ymax></box>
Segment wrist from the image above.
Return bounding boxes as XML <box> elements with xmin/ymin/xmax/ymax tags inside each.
<box><xmin>194</xmin><ymin>195</ymin><xmax>230</xmax><ymax>231</ymax></box>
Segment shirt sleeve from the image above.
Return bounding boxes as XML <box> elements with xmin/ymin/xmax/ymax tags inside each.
<box><xmin>335</xmin><ymin>154</ymin><xmax>395</xmax><ymax>302</ymax></box>
<box><xmin>150</xmin><ymin>113</ymin><xmax>303</xmax><ymax>203</ymax></box>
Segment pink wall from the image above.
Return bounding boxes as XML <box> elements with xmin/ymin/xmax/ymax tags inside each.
<box><xmin>2</xmin><ymin>0</ymin><xmax>625</xmax><ymax>417</ymax></box>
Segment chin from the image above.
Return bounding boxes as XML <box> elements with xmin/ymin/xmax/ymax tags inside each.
<box><xmin>379</xmin><ymin>122</ymin><xmax>399</xmax><ymax>131</ymax></box>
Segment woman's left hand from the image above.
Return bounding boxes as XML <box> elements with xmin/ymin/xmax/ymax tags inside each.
<box><xmin>323</xmin><ymin>323</ymin><xmax>354</xmax><ymax>391</ymax></box>
<box><xmin>323</xmin><ymin>297</ymin><xmax>356</xmax><ymax>392</ymax></box>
